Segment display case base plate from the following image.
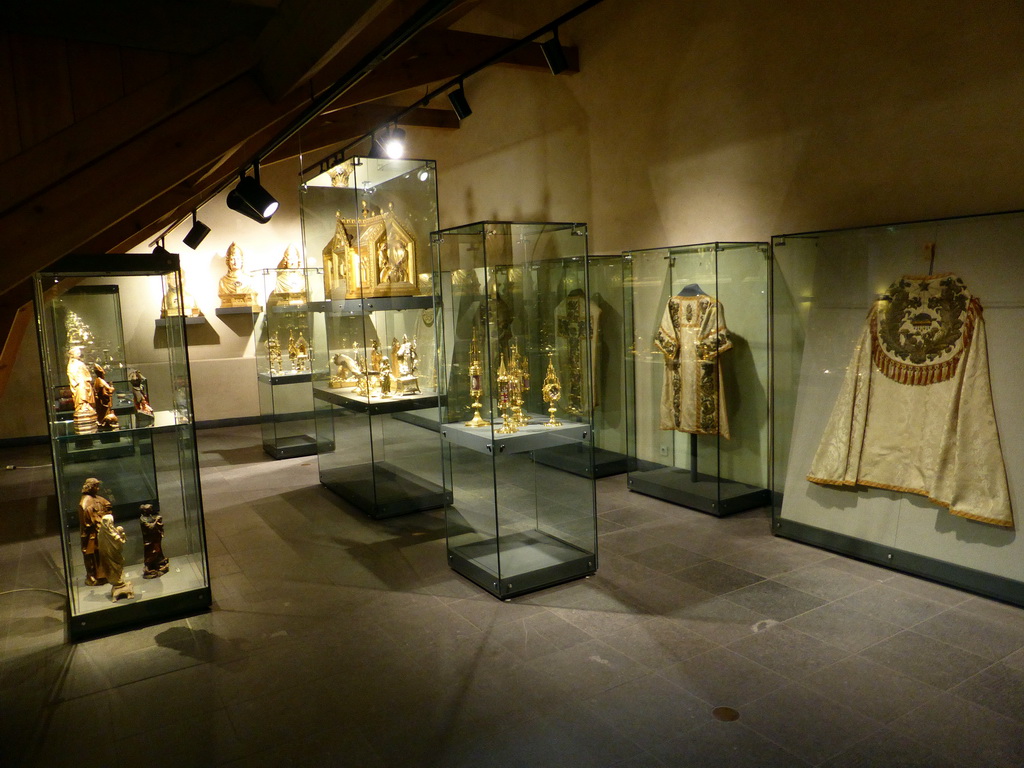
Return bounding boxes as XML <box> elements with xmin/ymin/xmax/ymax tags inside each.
<box><xmin>449</xmin><ymin>529</ymin><xmax>596</xmax><ymax>599</ymax></box>
<box><xmin>628</xmin><ymin>466</ymin><xmax>771</xmax><ymax>516</ymax></box>
<box><xmin>534</xmin><ymin>444</ymin><xmax>633</xmax><ymax>478</ymax></box>
<box><xmin>263</xmin><ymin>434</ymin><xmax>319</xmax><ymax>459</ymax></box>
<box><xmin>67</xmin><ymin>587</ymin><xmax>211</xmax><ymax>641</ymax></box>
<box><xmin>320</xmin><ymin>461</ymin><xmax>450</xmax><ymax>518</ymax></box>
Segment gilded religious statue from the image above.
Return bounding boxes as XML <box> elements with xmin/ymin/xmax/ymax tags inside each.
<box><xmin>217</xmin><ymin>242</ymin><xmax>261</xmax><ymax>309</ymax></box>
<box><xmin>67</xmin><ymin>346</ymin><xmax>98</xmax><ymax>434</ymax></box>
<box><xmin>98</xmin><ymin>514</ymin><xmax>134</xmax><ymax>601</ymax></box>
<box><xmin>395</xmin><ymin>334</ymin><xmax>420</xmax><ymax>394</ymax></box>
<box><xmin>161</xmin><ymin>270</ymin><xmax>202</xmax><ymax>318</ymax></box>
<box><xmin>268</xmin><ymin>244</ymin><xmax>306</xmax><ymax>306</ymax></box>
<box><xmin>325</xmin><ymin>200</ymin><xmax>419</xmax><ymax>299</ymax></box>
<box><xmin>322</xmin><ymin>211</ymin><xmax>356</xmax><ymax>299</ymax></box>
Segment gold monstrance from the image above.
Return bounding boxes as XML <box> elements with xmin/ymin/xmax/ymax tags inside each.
<box><xmin>542</xmin><ymin>353</ymin><xmax>563</xmax><ymax>427</ymax></box>
<box><xmin>465</xmin><ymin>329</ymin><xmax>488</xmax><ymax>427</ymax></box>
<box><xmin>509</xmin><ymin>344</ymin><xmax>528</xmax><ymax>428</ymax></box>
<box><xmin>496</xmin><ymin>354</ymin><xmax>517</xmax><ymax>434</ymax></box>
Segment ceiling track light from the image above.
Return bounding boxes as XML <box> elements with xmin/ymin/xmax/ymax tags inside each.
<box><xmin>382</xmin><ymin>126</ymin><xmax>406</xmax><ymax>159</ymax></box>
<box><xmin>448</xmin><ymin>83</ymin><xmax>472</xmax><ymax>121</ymax></box>
<box><xmin>182</xmin><ymin>209</ymin><xmax>211</xmax><ymax>249</ymax></box>
<box><xmin>152</xmin><ymin>237</ymin><xmax>172</xmax><ymax>258</ymax></box>
<box><xmin>367</xmin><ymin>131</ymin><xmax>386</xmax><ymax>160</ymax></box>
<box><xmin>226</xmin><ymin>166</ymin><xmax>279</xmax><ymax>224</ymax></box>
<box><xmin>541</xmin><ymin>28</ymin><xmax>569</xmax><ymax>75</ymax></box>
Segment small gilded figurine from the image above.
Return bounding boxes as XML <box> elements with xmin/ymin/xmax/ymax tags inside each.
<box><xmin>267</xmin><ymin>332</ymin><xmax>283</xmax><ymax>374</ymax></box>
<box><xmin>98</xmin><ymin>513</ymin><xmax>134</xmax><ymax>601</ymax></box>
<box><xmin>217</xmin><ymin>242</ymin><xmax>261</xmax><ymax>309</ymax></box>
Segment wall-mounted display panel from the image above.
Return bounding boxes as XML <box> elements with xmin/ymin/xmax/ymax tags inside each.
<box><xmin>34</xmin><ymin>253</ymin><xmax>210</xmax><ymax>639</ymax></box>
<box><xmin>623</xmin><ymin>242</ymin><xmax>772</xmax><ymax>516</ymax></box>
<box><xmin>301</xmin><ymin>156</ymin><xmax>447</xmax><ymax>518</ymax></box>
<box><xmin>773</xmin><ymin>211</ymin><xmax>1024</xmax><ymax>605</ymax></box>
<box><xmin>432</xmin><ymin>221</ymin><xmax>598</xmax><ymax>599</ymax></box>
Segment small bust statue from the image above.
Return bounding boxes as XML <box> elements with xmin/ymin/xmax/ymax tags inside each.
<box><xmin>161</xmin><ymin>271</ymin><xmax>202</xmax><ymax>318</ymax></box>
<box><xmin>269</xmin><ymin>244</ymin><xmax>306</xmax><ymax>305</ymax></box>
<box><xmin>218</xmin><ymin>242</ymin><xmax>260</xmax><ymax>309</ymax></box>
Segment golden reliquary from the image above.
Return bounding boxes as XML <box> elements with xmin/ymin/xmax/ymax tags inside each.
<box><xmin>322</xmin><ymin>201</ymin><xmax>418</xmax><ymax>299</ymax></box>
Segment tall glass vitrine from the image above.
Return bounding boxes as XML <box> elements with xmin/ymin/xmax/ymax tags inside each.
<box><xmin>300</xmin><ymin>156</ymin><xmax>447</xmax><ymax>518</ymax></box>
<box><xmin>255</xmin><ymin>266</ymin><xmax>325</xmax><ymax>459</ymax></box>
<box><xmin>34</xmin><ymin>253</ymin><xmax>210</xmax><ymax>639</ymax></box>
<box><xmin>432</xmin><ymin>221</ymin><xmax>598</xmax><ymax>598</ymax></box>
<box><xmin>623</xmin><ymin>242</ymin><xmax>772</xmax><ymax>516</ymax></box>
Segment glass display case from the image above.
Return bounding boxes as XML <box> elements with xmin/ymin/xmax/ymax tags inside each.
<box><xmin>300</xmin><ymin>156</ymin><xmax>447</xmax><ymax>518</ymax></box>
<box><xmin>432</xmin><ymin>221</ymin><xmax>598</xmax><ymax>599</ymax></box>
<box><xmin>34</xmin><ymin>253</ymin><xmax>210</xmax><ymax>639</ymax></box>
<box><xmin>255</xmin><ymin>266</ymin><xmax>326</xmax><ymax>459</ymax></box>
<box><xmin>531</xmin><ymin>254</ymin><xmax>632</xmax><ymax>478</ymax></box>
<box><xmin>623</xmin><ymin>242</ymin><xmax>771</xmax><ymax>516</ymax></box>
<box><xmin>773</xmin><ymin>211</ymin><xmax>1024</xmax><ymax>606</ymax></box>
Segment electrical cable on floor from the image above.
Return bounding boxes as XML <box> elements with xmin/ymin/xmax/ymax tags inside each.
<box><xmin>0</xmin><ymin>588</ymin><xmax>65</xmax><ymax>598</ymax></box>
<box><xmin>5</xmin><ymin>464</ymin><xmax>52</xmax><ymax>470</ymax></box>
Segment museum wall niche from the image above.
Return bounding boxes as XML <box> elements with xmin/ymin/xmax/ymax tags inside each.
<box><xmin>624</xmin><ymin>242</ymin><xmax>771</xmax><ymax>516</ymax></box>
<box><xmin>300</xmin><ymin>156</ymin><xmax>448</xmax><ymax>518</ymax></box>
<box><xmin>432</xmin><ymin>221</ymin><xmax>598</xmax><ymax>598</ymax></box>
<box><xmin>773</xmin><ymin>210</ymin><xmax>1024</xmax><ymax>604</ymax></box>
<box><xmin>34</xmin><ymin>253</ymin><xmax>211</xmax><ymax>638</ymax></box>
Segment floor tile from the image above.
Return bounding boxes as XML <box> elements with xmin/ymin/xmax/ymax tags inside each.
<box><xmin>785</xmin><ymin>602</ymin><xmax>904</xmax><ymax>653</ymax></box>
<box><xmin>585</xmin><ymin>672</ymin><xmax>710</xmax><ymax>746</ymax></box>
<box><xmin>601</xmin><ymin>616</ymin><xmax>717</xmax><ymax>670</ymax></box>
<box><xmin>661</xmin><ymin>646</ymin><xmax>789</xmax><ymax>707</ymax></box>
<box><xmin>802</xmin><ymin>654</ymin><xmax>944</xmax><ymax>722</ymax></box>
<box><xmin>819</xmin><ymin>727</ymin><xmax>961</xmax><ymax>768</ymax></box>
<box><xmin>727</xmin><ymin>621</ymin><xmax>849</xmax><ymax>679</ymax></box>
<box><xmin>892</xmin><ymin>692</ymin><xmax>1024</xmax><ymax>768</ymax></box>
<box><xmin>772</xmin><ymin>561</ymin><xmax>876</xmax><ymax>602</ymax></box>
<box><xmin>831</xmin><ymin>583</ymin><xmax>950</xmax><ymax>628</ymax></box>
<box><xmin>652</xmin><ymin>720</ymin><xmax>815</xmax><ymax>768</ymax></box>
<box><xmin>672</xmin><ymin>559</ymin><xmax>764</xmax><ymax>595</ymax></box>
<box><xmin>723</xmin><ymin>579</ymin><xmax>827</xmax><ymax>621</ymax></box>
<box><xmin>740</xmin><ymin>683</ymin><xmax>883</xmax><ymax>765</ymax></box>
<box><xmin>951</xmin><ymin>662</ymin><xmax>1024</xmax><ymax>724</ymax></box>
<box><xmin>859</xmin><ymin>630</ymin><xmax>992</xmax><ymax>690</ymax></box>
<box><xmin>912</xmin><ymin>605</ymin><xmax>1024</xmax><ymax>661</ymax></box>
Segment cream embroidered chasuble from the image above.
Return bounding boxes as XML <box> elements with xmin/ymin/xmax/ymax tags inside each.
<box><xmin>655</xmin><ymin>294</ymin><xmax>732</xmax><ymax>437</ymax></box>
<box><xmin>808</xmin><ymin>274</ymin><xmax>1012</xmax><ymax>528</ymax></box>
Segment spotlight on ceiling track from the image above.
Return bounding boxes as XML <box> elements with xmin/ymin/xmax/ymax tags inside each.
<box><xmin>541</xmin><ymin>29</ymin><xmax>569</xmax><ymax>75</ymax></box>
<box><xmin>226</xmin><ymin>168</ymin><xmax>279</xmax><ymax>224</ymax></box>
<box><xmin>448</xmin><ymin>84</ymin><xmax>472</xmax><ymax>121</ymax></box>
<box><xmin>182</xmin><ymin>209</ymin><xmax>211</xmax><ymax>249</ymax></box>
<box><xmin>382</xmin><ymin>126</ymin><xmax>406</xmax><ymax>159</ymax></box>
<box><xmin>152</xmin><ymin>239</ymin><xmax>172</xmax><ymax>258</ymax></box>
<box><xmin>367</xmin><ymin>131</ymin><xmax>386</xmax><ymax>160</ymax></box>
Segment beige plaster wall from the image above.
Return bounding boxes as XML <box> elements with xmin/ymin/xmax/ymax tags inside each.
<box><xmin>4</xmin><ymin>0</ymin><xmax>1023</xmax><ymax>440</ymax></box>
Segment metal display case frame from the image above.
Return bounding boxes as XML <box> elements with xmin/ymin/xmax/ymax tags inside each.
<box><xmin>34</xmin><ymin>253</ymin><xmax>211</xmax><ymax>640</ymax></box>
<box><xmin>432</xmin><ymin>221</ymin><xmax>598</xmax><ymax>599</ymax></box>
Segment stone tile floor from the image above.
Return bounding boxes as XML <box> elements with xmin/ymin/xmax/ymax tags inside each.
<box><xmin>1</xmin><ymin>425</ymin><xmax>1023</xmax><ymax>767</ymax></box>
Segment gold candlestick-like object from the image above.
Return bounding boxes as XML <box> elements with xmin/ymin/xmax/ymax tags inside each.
<box><xmin>509</xmin><ymin>344</ymin><xmax>526</xmax><ymax>428</ymax></box>
<box><xmin>465</xmin><ymin>329</ymin><xmax>488</xmax><ymax>427</ymax></box>
<box><xmin>542</xmin><ymin>353</ymin><xmax>562</xmax><ymax>427</ymax></box>
<box><xmin>495</xmin><ymin>353</ymin><xmax>517</xmax><ymax>434</ymax></box>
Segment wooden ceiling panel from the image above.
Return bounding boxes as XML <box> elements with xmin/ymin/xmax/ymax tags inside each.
<box><xmin>0</xmin><ymin>35</ymin><xmax>22</xmax><ymax>163</ymax></box>
<box><xmin>68</xmin><ymin>41</ymin><xmax>125</xmax><ymax>120</ymax></box>
<box><xmin>8</xmin><ymin>35</ymin><xmax>75</xmax><ymax>147</ymax></box>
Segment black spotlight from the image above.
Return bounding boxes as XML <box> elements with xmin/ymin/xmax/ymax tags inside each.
<box><xmin>367</xmin><ymin>131</ymin><xmax>386</xmax><ymax>160</ymax></box>
<box><xmin>182</xmin><ymin>210</ymin><xmax>211</xmax><ymax>249</ymax></box>
<box><xmin>226</xmin><ymin>170</ymin><xmax>279</xmax><ymax>224</ymax></box>
<box><xmin>152</xmin><ymin>239</ymin><xmax>172</xmax><ymax>258</ymax></box>
<box><xmin>541</xmin><ymin>30</ymin><xmax>569</xmax><ymax>75</ymax></box>
<box><xmin>448</xmin><ymin>84</ymin><xmax>472</xmax><ymax>121</ymax></box>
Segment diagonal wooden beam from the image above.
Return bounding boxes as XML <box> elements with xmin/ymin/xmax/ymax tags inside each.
<box><xmin>0</xmin><ymin>280</ymin><xmax>34</xmax><ymax>402</ymax></box>
<box><xmin>0</xmin><ymin>1</ymin><xmax>274</xmax><ymax>55</ymax></box>
<box><xmin>319</xmin><ymin>29</ymin><xmax>577</xmax><ymax>113</ymax></box>
<box><xmin>0</xmin><ymin>36</ymin><xmax>259</xmax><ymax>218</ymax></box>
<box><xmin>255</xmin><ymin>0</ymin><xmax>383</xmax><ymax>101</ymax></box>
<box><xmin>0</xmin><ymin>74</ymin><xmax>308</xmax><ymax>296</ymax></box>
<box><xmin>264</xmin><ymin>104</ymin><xmax>458</xmax><ymax>164</ymax></box>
